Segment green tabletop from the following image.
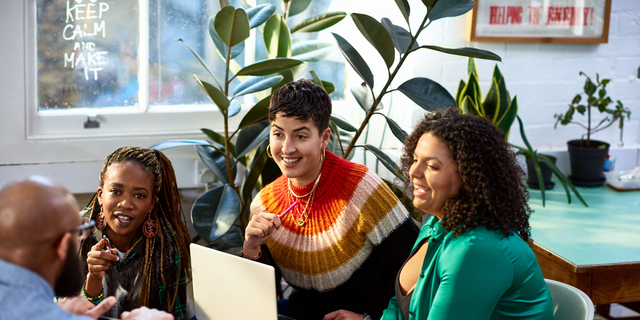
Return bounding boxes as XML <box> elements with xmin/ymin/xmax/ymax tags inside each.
<box><xmin>528</xmin><ymin>180</ymin><xmax>640</xmax><ymax>266</ymax></box>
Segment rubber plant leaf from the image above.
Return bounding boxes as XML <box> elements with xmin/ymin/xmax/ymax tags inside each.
<box><xmin>264</xmin><ymin>14</ymin><xmax>292</xmax><ymax>58</ymax></box>
<box><xmin>382</xmin><ymin>114</ymin><xmax>408</xmax><ymax>143</ymax></box>
<box><xmin>288</xmin><ymin>0</ymin><xmax>312</xmax><ymax>17</ymax></box>
<box><xmin>179</xmin><ymin>39</ymin><xmax>222</xmax><ymax>88</ymax></box>
<box><xmin>191</xmin><ymin>184</ymin><xmax>241</xmax><ymax>243</ymax></box>
<box><xmin>214</xmin><ymin>6</ymin><xmax>250</xmax><ymax>48</ymax></box>
<box><xmin>238</xmin><ymin>95</ymin><xmax>270</xmax><ymax>129</ymax></box>
<box><xmin>352</xmin><ymin>13</ymin><xmax>395</xmax><ymax>69</ymax></box>
<box><xmin>209</xmin><ymin>16</ymin><xmax>244</xmax><ymax>60</ymax></box>
<box><xmin>236</xmin><ymin>121</ymin><xmax>270</xmax><ymax>159</ymax></box>
<box><xmin>247</xmin><ymin>3</ymin><xmax>276</xmax><ymax>29</ymax></box>
<box><xmin>394</xmin><ymin>0</ymin><xmax>411</xmax><ymax>26</ymax></box>
<box><xmin>291</xmin><ymin>40</ymin><xmax>335</xmax><ymax>62</ymax></box>
<box><xmin>418</xmin><ymin>45</ymin><xmax>501</xmax><ymax>62</ymax></box>
<box><xmin>291</xmin><ymin>12</ymin><xmax>347</xmax><ymax>33</ymax></box>
<box><xmin>194</xmin><ymin>75</ymin><xmax>229</xmax><ymax>112</ymax></box>
<box><xmin>150</xmin><ymin>139</ymin><xmax>211</xmax><ymax>150</ymax></box>
<box><xmin>195</xmin><ymin>144</ymin><xmax>235</xmax><ymax>184</ymax></box>
<box><xmin>363</xmin><ymin>144</ymin><xmax>399</xmax><ymax>175</ymax></box>
<box><xmin>232</xmin><ymin>75</ymin><xmax>283</xmax><ymax>98</ymax></box>
<box><xmin>241</xmin><ymin>141</ymin><xmax>269</xmax><ymax>204</ymax></box>
<box><xmin>332</xmin><ymin>33</ymin><xmax>374</xmax><ymax>89</ymax></box>
<box><xmin>331</xmin><ymin>114</ymin><xmax>357</xmax><ymax>132</ymax></box>
<box><xmin>429</xmin><ymin>0</ymin><xmax>475</xmax><ymax>21</ymax></box>
<box><xmin>381</xmin><ymin>18</ymin><xmax>418</xmax><ymax>55</ymax></box>
<box><xmin>236</xmin><ymin>58</ymin><xmax>303</xmax><ymax>76</ymax></box>
<box><xmin>398</xmin><ymin>77</ymin><xmax>456</xmax><ymax>111</ymax></box>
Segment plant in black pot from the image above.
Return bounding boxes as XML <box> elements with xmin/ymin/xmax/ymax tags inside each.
<box><xmin>555</xmin><ymin>72</ymin><xmax>631</xmax><ymax>187</ymax></box>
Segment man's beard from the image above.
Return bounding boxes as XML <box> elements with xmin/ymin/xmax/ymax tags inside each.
<box><xmin>54</xmin><ymin>239</ymin><xmax>85</xmax><ymax>297</ymax></box>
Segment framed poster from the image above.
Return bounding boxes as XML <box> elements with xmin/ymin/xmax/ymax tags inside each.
<box><xmin>465</xmin><ymin>0</ymin><xmax>611</xmax><ymax>43</ymax></box>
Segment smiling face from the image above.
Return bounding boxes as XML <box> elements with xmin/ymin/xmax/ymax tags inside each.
<box><xmin>270</xmin><ymin>113</ymin><xmax>331</xmax><ymax>187</ymax></box>
<box><xmin>97</xmin><ymin>161</ymin><xmax>155</xmax><ymax>248</ymax></box>
<box><xmin>409</xmin><ymin>132</ymin><xmax>462</xmax><ymax>219</ymax></box>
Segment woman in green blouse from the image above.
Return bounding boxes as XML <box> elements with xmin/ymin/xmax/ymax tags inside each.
<box><xmin>325</xmin><ymin>108</ymin><xmax>554</xmax><ymax>320</ymax></box>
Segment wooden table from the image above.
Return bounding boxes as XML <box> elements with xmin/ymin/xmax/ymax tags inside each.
<box><xmin>528</xmin><ymin>181</ymin><xmax>640</xmax><ymax>319</ymax></box>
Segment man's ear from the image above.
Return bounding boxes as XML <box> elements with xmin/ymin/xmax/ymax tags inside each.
<box><xmin>321</xmin><ymin>127</ymin><xmax>331</xmax><ymax>149</ymax></box>
<box><xmin>56</xmin><ymin>232</ymin><xmax>72</xmax><ymax>262</ymax></box>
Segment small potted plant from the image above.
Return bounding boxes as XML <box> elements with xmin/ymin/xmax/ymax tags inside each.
<box><xmin>555</xmin><ymin>72</ymin><xmax>631</xmax><ymax>186</ymax></box>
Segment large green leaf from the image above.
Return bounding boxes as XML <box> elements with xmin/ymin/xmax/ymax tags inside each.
<box><xmin>196</xmin><ymin>144</ymin><xmax>234</xmax><ymax>184</ymax></box>
<box><xmin>237</xmin><ymin>58</ymin><xmax>302</xmax><ymax>76</ymax></box>
<box><xmin>241</xmin><ymin>141</ymin><xmax>269</xmax><ymax>203</ymax></box>
<box><xmin>201</xmin><ymin>128</ymin><xmax>234</xmax><ymax>156</ymax></box>
<box><xmin>351</xmin><ymin>13</ymin><xmax>395</xmax><ymax>69</ymax></box>
<box><xmin>394</xmin><ymin>0</ymin><xmax>411</xmax><ymax>26</ymax></box>
<box><xmin>214</xmin><ymin>6</ymin><xmax>250</xmax><ymax>48</ymax></box>
<box><xmin>309</xmin><ymin>70</ymin><xmax>324</xmax><ymax>89</ymax></box>
<box><xmin>482</xmin><ymin>78</ymin><xmax>500</xmax><ymax>123</ymax></box>
<box><xmin>209</xmin><ymin>16</ymin><xmax>244</xmax><ymax>60</ymax></box>
<box><xmin>419</xmin><ymin>45</ymin><xmax>501</xmax><ymax>62</ymax></box>
<box><xmin>398</xmin><ymin>78</ymin><xmax>456</xmax><ymax>111</ymax></box>
<box><xmin>247</xmin><ymin>3</ymin><xmax>276</xmax><ymax>29</ymax></box>
<box><xmin>264</xmin><ymin>14</ymin><xmax>291</xmax><ymax>58</ymax></box>
<box><xmin>492</xmin><ymin>65</ymin><xmax>510</xmax><ymax>119</ymax></box>
<box><xmin>381</xmin><ymin>18</ymin><xmax>418</xmax><ymax>55</ymax></box>
<box><xmin>194</xmin><ymin>75</ymin><xmax>229</xmax><ymax>111</ymax></box>
<box><xmin>291</xmin><ymin>40</ymin><xmax>335</xmax><ymax>62</ymax></box>
<box><xmin>460</xmin><ymin>95</ymin><xmax>481</xmax><ymax>116</ymax></box>
<box><xmin>291</xmin><ymin>12</ymin><xmax>347</xmax><ymax>33</ymax></box>
<box><xmin>496</xmin><ymin>96</ymin><xmax>518</xmax><ymax>137</ymax></box>
<box><xmin>228</xmin><ymin>102</ymin><xmax>241</xmax><ymax>118</ymax></box>
<box><xmin>460</xmin><ymin>73</ymin><xmax>481</xmax><ymax>113</ymax></box>
<box><xmin>238</xmin><ymin>95</ymin><xmax>270</xmax><ymax>129</ymax></box>
<box><xmin>179</xmin><ymin>39</ymin><xmax>222</xmax><ymax>88</ymax></box>
<box><xmin>191</xmin><ymin>185</ymin><xmax>242</xmax><ymax>243</ymax></box>
<box><xmin>236</xmin><ymin>121</ymin><xmax>270</xmax><ymax>159</ymax></box>
<box><xmin>150</xmin><ymin>139</ymin><xmax>211</xmax><ymax>150</ymax></box>
<box><xmin>382</xmin><ymin>114</ymin><xmax>408</xmax><ymax>143</ymax></box>
<box><xmin>429</xmin><ymin>0</ymin><xmax>475</xmax><ymax>21</ymax></box>
<box><xmin>232</xmin><ymin>75</ymin><xmax>283</xmax><ymax>97</ymax></box>
<box><xmin>288</xmin><ymin>0</ymin><xmax>312</xmax><ymax>17</ymax></box>
<box><xmin>455</xmin><ymin>80</ymin><xmax>466</xmax><ymax>104</ymax></box>
<box><xmin>350</xmin><ymin>83</ymin><xmax>378</xmax><ymax>113</ymax></box>
<box><xmin>322</xmin><ymin>81</ymin><xmax>335</xmax><ymax>94</ymax></box>
<box><xmin>332</xmin><ymin>33</ymin><xmax>374</xmax><ymax>89</ymax></box>
<box><xmin>362</xmin><ymin>144</ymin><xmax>399</xmax><ymax>175</ymax></box>
<box><xmin>331</xmin><ymin>114</ymin><xmax>357</xmax><ymax>132</ymax></box>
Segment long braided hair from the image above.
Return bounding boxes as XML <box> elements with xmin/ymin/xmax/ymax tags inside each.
<box><xmin>80</xmin><ymin>147</ymin><xmax>191</xmax><ymax>312</ymax></box>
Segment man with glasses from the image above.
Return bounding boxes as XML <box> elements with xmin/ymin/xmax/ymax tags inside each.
<box><xmin>0</xmin><ymin>176</ymin><xmax>173</xmax><ymax>320</ymax></box>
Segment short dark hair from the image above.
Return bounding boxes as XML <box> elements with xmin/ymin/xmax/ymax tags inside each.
<box><xmin>400</xmin><ymin>108</ymin><xmax>532</xmax><ymax>241</ymax></box>
<box><xmin>268</xmin><ymin>79</ymin><xmax>332</xmax><ymax>135</ymax></box>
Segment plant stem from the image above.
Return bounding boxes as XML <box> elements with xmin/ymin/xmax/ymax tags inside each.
<box><xmin>587</xmin><ymin>98</ymin><xmax>592</xmax><ymax>146</ymax></box>
<box><xmin>342</xmin><ymin>13</ymin><xmax>430</xmax><ymax>159</ymax></box>
<box><xmin>224</xmin><ymin>46</ymin><xmax>237</xmax><ymax>190</ymax></box>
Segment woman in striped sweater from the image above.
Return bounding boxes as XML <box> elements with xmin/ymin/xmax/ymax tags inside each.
<box><xmin>242</xmin><ymin>79</ymin><xmax>419</xmax><ymax>320</ymax></box>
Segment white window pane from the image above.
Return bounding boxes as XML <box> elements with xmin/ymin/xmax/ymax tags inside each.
<box><xmin>37</xmin><ymin>0</ymin><xmax>139</xmax><ymax>110</ymax></box>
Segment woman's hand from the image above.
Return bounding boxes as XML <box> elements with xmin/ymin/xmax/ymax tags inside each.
<box><xmin>84</xmin><ymin>238</ymin><xmax>118</xmax><ymax>296</ymax></box>
<box><xmin>243</xmin><ymin>211</ymin><xmax>281</xmax><ymax>258</ymax></box>
<box><xmin>323</xmin><ymin>309</ymin><xmax>365</xmax><ymax>320</ymax></box>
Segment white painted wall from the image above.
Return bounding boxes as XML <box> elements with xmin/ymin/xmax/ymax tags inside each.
<box><xmin>1</xmin><ymin>0</ymin><xmax>639</xmax><ymax>192</ymax></box>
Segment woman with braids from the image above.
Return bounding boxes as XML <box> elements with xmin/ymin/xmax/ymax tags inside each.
<box><xmin>79</xmin><ymin>147</ymin><xmax>191</xmax><ymax>320</ymax></box>
<box><xmin>374</xmin><ymin>108</ymin><xmax>552</xmax><ymax>320</ymax></box>
<box><xmin>243</xmin><ymin>79</ymin><xmax>419</xmax><ymax>320</ymax></box>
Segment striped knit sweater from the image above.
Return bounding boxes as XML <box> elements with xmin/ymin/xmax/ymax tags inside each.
<box><xmin>251</xmin><ymin>151</ymin><xmax>419</xmax><ymax>319</ymax></box>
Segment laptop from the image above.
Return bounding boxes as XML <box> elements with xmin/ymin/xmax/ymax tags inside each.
<box><xmin>190</xmin><ymin>243</ymin><xmax>281</xmax><ymax>320</ymax></box>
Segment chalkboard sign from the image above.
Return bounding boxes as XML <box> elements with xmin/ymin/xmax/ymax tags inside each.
<box><xmin>37</xmin><ymin>0</ymin><xmax>139</xmax><ymax>109</ymax></box>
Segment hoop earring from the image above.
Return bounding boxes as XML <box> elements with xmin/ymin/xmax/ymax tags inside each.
<box><xmin>143</xmin><ymin>215</ymin><xmax>158</xmax><ymax>238</ymax></box>
<box><xmin>96</xmin><ymin>207</ymin><xmax>106</xmax><ymax>231</ymax></box>
<box><xmin>266</xmin><ymin>144</ymin><xmax>273</xmax><ymax>158</ymax></box>
<box><xmin>321</xmin><ymin>148</ymin><xmax>326</xmax><ymax>163</ymax></box>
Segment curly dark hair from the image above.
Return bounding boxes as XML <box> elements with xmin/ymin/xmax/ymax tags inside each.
<box><xmin>268</xmin><ymin>78</ymin><xmax>332</xmax><ymax>134</ymax></box>
<box><xmin>400</xmin><ymin>108</ymin><xmax>532</xmax><ymax>241</ymax></box>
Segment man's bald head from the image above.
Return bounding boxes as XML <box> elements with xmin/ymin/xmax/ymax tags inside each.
<box><xmin>0</xmin><ymin>176</ymin><xmax>80</xmax><ymax>252</ymax></box>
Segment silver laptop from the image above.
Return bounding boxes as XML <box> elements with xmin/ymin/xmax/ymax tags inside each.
<box><xmin>190</xmin><ymin>243</ymin><xmax>279</xmax><ymax>320</ymax></box>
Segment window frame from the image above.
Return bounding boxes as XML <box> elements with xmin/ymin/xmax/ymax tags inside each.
<box><xmin>25</xmin><ymin>0</ymin><xmax>245</xmax><ymax>140</ymax></box>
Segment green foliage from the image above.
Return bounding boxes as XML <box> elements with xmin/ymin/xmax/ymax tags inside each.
<box><xmin>455</xmin><ymin>59</ymin><xmax>587</xmax><ymax>207</ymax></box>
<box><xmin>554</xmin><ymin>72</ymin><xmax>631</xmax><ymax>147</ymax></box>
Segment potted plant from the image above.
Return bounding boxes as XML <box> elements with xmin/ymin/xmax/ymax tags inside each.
<box><xmin>457</xmin><ymin>58</ymin><xmax>586</xmax><ymax>207</ymax></box>
<box><xmin>555</xmin><ymin>72</ymin><xmax>631</xmax><ymax>186</ymax></box>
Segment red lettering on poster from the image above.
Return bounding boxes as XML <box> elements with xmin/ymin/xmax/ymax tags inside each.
<box><xmin>529</xmin><ymin>6</ymin><xmax>542</xmax><ymax>25</ymax></box>
<box><xmin>489</xmin><ymin>6</ymin><xmax>522</xmax><ymax>25</ymax></box>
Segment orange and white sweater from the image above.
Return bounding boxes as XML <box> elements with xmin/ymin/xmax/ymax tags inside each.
<box><xmin>251</xmin><ymin>151</ymin><xmax>418</xmax><ymax>320</ymax></box>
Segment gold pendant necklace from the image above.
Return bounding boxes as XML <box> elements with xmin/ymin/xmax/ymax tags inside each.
<box><xmin>288</xmin><ymin>173</ymin><xmax>321</xmax><ymax>227</ymax></box>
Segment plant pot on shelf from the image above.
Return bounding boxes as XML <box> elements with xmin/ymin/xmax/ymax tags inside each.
<box><xmin>526</xmin><ymin>155</ymin><xmax>557</xmax><ymax>190</ymax></box>
<box><xmin>567</xmin><ymin>139</ymin><xmax>610</xmax><ymax>187</ymax></box>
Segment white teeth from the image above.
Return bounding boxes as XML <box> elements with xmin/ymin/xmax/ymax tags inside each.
<box><xmin>282</xmin><ymin>158</ymin><xmax>300</xmax><ymax>163</ymax></box>
<box><xmin>116</xmin><ymin>215</ymin><xmax>132</xmax><ymax>221</ymax></box>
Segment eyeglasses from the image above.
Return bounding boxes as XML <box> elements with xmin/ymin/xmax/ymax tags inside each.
<box><xmin>69</xmin><ymin>217</ymin><xmax>96</xmax><ymax>241</ymax></box>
